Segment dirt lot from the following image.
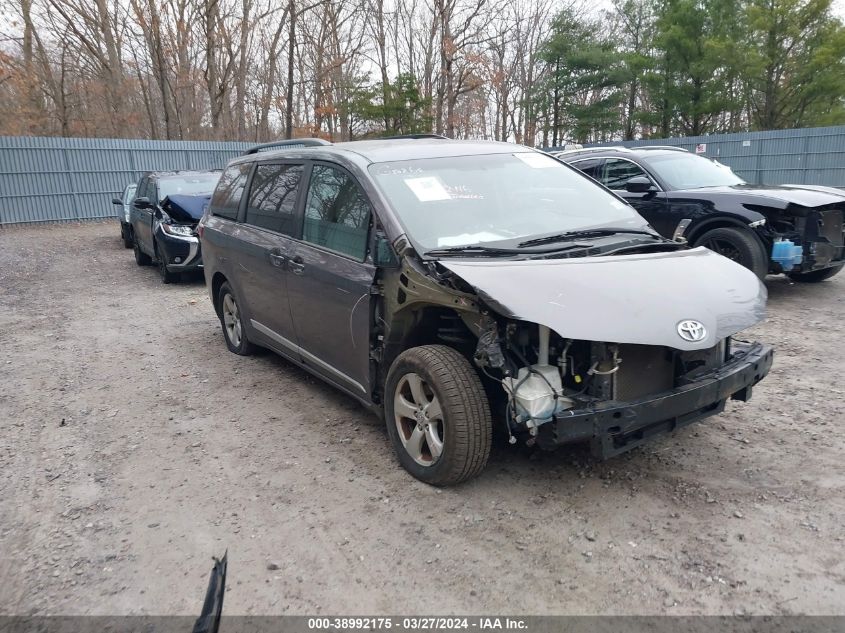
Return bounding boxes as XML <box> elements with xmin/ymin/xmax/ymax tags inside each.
<box><xmin>0</xmin><ymin>221</ymin><xmax>843</xmax><ymax>616</ymax></box>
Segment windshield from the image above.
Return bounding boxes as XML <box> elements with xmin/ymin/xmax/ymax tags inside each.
<box><xmin>642</xmin><ymin>153</ymin><xmax>745</xmax><ymax>189</ymax></box>
<box><xmin>368</xmin><ymin>152</ymin><xmax>647</xmax><ymax>250</ymax></box>
<box><xmin>158</xmin><ymin>174</ymin><xmax>220</xmax><ymax>201</ymax></box>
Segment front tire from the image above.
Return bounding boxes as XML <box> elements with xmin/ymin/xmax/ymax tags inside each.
<box><xmin>693</xmin><ymin>227</ymin><xmax>769</xmax><ymax>279</ymax></box>
<box><xmin>788</xmin><ymin>263</ymin><xmax>844</xmax><ymax>283</ymax></box>
<box><xmin>133</xmin><ymin>241</ymin><xmax>151</xmax><ymax>266</ymax></box>
<box><xmin>385</xmin><ymin>345</ymin><xmax>491</xmax><ymax>486</ymax></box>
<box><xmin>155</xmin><ymin>242</ymin><xmax>178</xmax><ymax>284</ymax></box>
<box><xmin>217</xmin><ymin>282</ymin><xmax>255</xmax><ymax>355</ymax></box>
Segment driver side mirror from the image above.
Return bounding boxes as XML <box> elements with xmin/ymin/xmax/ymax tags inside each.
<box><xmin>133</xmin><ymin>197</ymin><xmax>152</xmax><ymax>209</ymax></box>
<box><xmin>374</xmin><ymin>233</ymin><xmax>399</xmax><ymax>267</ymax></box>
<box><xmin>112</xmin><ymin>197</ymin><xmax>123</xmax><ymax>205</ymax></box>
<box><xmin>625</xmin><ymin>176</ymin><xmax>657</xmax><ymax>193</ymax></box>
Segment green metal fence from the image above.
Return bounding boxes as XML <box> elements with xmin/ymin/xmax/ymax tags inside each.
<box><xmin>0</xmin><ymin>136</ymin><xmax>251</xmax><ymax>225</ymax></box>
<box><xmin>5</xmin><ymin>128</ymin><xmax>845</xmax><ymax>225</ymax></box>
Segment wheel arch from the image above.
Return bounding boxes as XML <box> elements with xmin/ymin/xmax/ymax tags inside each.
<box><xmin>380</xmin><ymin>305</ymin><xmax>478</xmax><ymax>391</ymax></box>
<box><xmin>211</xmin><ymin>272</ymin><xmax>229</xmax><ymax>317</ymax></box>
<box><xmin>686</xmin><ymin>215</ymin><xmax>769</xmax><ymax>251</ymax></box>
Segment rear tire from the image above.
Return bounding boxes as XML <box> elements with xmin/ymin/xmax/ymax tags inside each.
<box><xmin>385</xmin><ymin>345</ymin><xmax>491</xmax><ymax>486</ymax></box>
<box><xmin>693</xmin><ymin>227</ymin><xmax>769</xmax><ymax>279</ymax></box>
<box><xmin>133</xmin><ymin>241</ymin><xmax>151</xmax><ymax>266</ymax></box>
<box><xmin>217</xmin><ymin>282</ymin><xmax>255</xmax><ymax>355</ymax></box>
<box><xmin>788</xmin><ymin>263</ymin><xmax>843</xmax><ymax>283</ymax></box>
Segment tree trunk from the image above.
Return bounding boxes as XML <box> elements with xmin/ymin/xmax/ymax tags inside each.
<box><xmin>285</xmin><ymin>0</ymin><xmax>296</xmax><ymax>138</ymax></box>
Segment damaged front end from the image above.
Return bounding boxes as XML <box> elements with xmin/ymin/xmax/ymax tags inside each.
<box><xmin>758</xmin><ymin>201</ymin><xmax>845</xmax><ymax>274</ymax></box>
<box><xmin>155</xmin><ymin>194</ymin><xmax>211</xmax><ymax>271</ymax></box>
<box><xmin>373</xmin><ymin>245</ymin><xmax>773</xmax><ymax>459</ymax></box>
<box><xmin>471</xmin><ymin>320</ymin><xmax>771</xmax><ymax>458</ymax></box>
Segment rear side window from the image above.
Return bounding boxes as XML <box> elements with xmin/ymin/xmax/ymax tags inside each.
<box><xmin>602</xmin><ymin>159</ymin><xmax>648</xmax><ymax>190</ymax></box>
<box><xmin>303</xmin><ymin>165</ymin><xmax>371</xmax><ymax>260</ymax></box>
<box><xmin>209</xmin><ymin>164</ymin><xmax>251</xmax><ymax>220</ymax></box>
<box><xmin>244</xmin><ymin>164</ymin><xmax>304</xmax><ymax>235</ymax></box>
<box><xmin>570</xmin><ymin>158</ymin><xmax>603</xmax><ymax>180</ymax></box>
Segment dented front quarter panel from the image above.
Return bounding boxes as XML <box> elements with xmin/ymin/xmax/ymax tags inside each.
<box><xmin>440</xmin><ymin>247</ymin><xmax>767</xmax><ymax>351</ymax></box>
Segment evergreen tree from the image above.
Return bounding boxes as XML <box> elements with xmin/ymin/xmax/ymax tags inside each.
<box><xmin>744</xmin><ymin>0</ymin><xmax>845</xmax><ymax>129</ymax></box>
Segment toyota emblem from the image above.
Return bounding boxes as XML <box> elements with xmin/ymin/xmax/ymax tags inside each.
<box><xmin>677</xmin><ymin>320</ymin><xmax>707</xmax><ymax>342</ymax></box>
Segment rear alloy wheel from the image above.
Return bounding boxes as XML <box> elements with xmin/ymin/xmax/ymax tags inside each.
<box><xmin>155</xmin><ymin>243</ymin><xmax>178</xmax><ymax>284</ymax></box>
<box><xmin>693</xmin><ymin>227</ymin><xmax>769</xmax><ymax>279</ymax></box>
<box><xmin>133</xmin><ymin>241</ymin><xmax>151</xmax><ymax>266</ymax></box>
<box><xmin>788</xmin><ymin>263</ymin><xmax>844</xmax><ymax>283</ymax></box>
<box><xmin>218</xmin><ymin>282</ymin><xmax>254</xmax><ymax>355</ymax></box>
<box><xmin>385</xmin><ymin>345</ymin><xmax>491</xmax><ymax>486</ymax></box>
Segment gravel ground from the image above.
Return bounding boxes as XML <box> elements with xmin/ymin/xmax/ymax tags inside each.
<box><xmin>0</xmin><ymin>221</ymin><xmax>843</xmax><ymax>616</ymax></box>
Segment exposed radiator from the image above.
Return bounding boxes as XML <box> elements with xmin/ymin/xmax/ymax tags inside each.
<box><xmin>613</xmin><ymin>344</ymin><xmax>675</xmax><ymax>401</ymax></box>
<box><xmin>819</xmin><ymin>209</ymin><xmax>844</xmax><ymax>246</ymax></box>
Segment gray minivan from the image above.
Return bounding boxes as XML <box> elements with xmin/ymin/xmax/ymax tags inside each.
<box><xmin>199</xmin><ymin>138</ymin><xmax>773</xmax><ymax>486</ymax></box>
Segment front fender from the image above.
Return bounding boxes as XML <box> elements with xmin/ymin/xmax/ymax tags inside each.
<box><xmin>685</xmin><ymin>212</ymin><xmax>768</xmax><ymax>245</ymax></box>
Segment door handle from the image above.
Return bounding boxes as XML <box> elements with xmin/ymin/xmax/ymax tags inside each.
<box><xmin>268</xmin><ymin>252</ymin><xmax>287</xmax><ymax>268</ymax></box>
<box><xmin>289</xmin><ymin>255</ymin><xmax>305</xmax><ymax>275</ymax></box>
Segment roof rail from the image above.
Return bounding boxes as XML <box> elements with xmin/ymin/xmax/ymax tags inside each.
<box><xmin>381</xmin><ymin>133</ymin><xmax>449</xmax><ymax>140</ymax></box>
<box><xmin>242</xmin><ymin>138</ymin><xmax>332</xmax><ymax>155</ymax></box>
<box><xmin>632</xmin><ymin>145</ymin><xmax>688</xmax><ymax>152</ymax></box>
<box><xmin>551</xmin><ymin>146</ymin><xmax>630</xmax><ymax>156</ymax></box>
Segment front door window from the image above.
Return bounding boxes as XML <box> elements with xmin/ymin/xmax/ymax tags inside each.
<box><xmin>602</xmin><ymin>159</ymin><xmax>649</xmax><ymax>190</ymax></box>
<box><xmin>303</xmin><ymin>165</ymin><xmax>371</xmax><ymax>260</ymax></box>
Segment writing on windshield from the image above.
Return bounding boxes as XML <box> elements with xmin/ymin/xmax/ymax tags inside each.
<box><xmin>369</xmin><ymin>153</ymin><xmax>643</xmax><ymax>250</ymax></box>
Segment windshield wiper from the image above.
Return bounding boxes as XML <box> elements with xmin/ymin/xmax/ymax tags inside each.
<box><xmin>423</xmin><ymin>245</ymin><xmax>526</xmax><ymax>257</ymax></box>
<box><xmin>517</xmin><ymin>228</ymin><xmax>660</xmax><ymax>248</ymax></box>
<box><xmin>424</xmin><ymin>242</ymin><xmax>595</xmax><ymax>257</ymax></box>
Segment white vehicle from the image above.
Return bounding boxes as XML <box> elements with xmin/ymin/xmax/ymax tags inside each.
<box><xmin>112</xmin><ymin>183</ymin><xmax>138</xmax><ymax>249</ymax></box>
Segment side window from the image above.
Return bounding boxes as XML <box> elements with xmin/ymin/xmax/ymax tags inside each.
<box><xmin>602</xmin><ymin>159</ymin><xmax>649</xmax><ymax>190</ymax></box>
<box><xmin>571</xmin><ymin>158</ymin><xmax>603</xmax><ymax>180</ymax></box>
<box><xmin>244</xmin><ymin>163</ymin><xmax>304</xmax><ymax>235</ymax></box>
<box><xmin>209</xmin><ymin>164</ymin><xmax>251</xmax><ymax>220</ymax></box>
<box><xmin>303</xmin><ymin>165</ymin><xmax>371</xmax><ymax>260</ymax></box>
<box><xmin>136</xmin><ymin>178</ymin><xmax>148</xmax><ymax>201</ymax></box>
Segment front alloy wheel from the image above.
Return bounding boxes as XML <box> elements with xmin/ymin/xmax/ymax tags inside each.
<box><xmin>394</xmin><ymin>373</ymin><xmax>445</xmax><ymax>466</ymax></box>
<box><xmin>385</xmin><ymin>345</ymin><xmax>491</xmax><ymax>486</ymax></box>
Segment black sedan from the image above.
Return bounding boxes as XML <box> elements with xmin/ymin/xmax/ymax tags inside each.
<box><xmin>556</xmin><ymin>146</ymin><xmax>845</xmax><ymax>281</ymax></box>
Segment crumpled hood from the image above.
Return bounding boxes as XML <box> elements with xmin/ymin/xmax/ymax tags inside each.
<box><xmin>161</xmin><ymin>193</ymin><xmax>212</xmax><ymax>223</ymax></box>
<box><xmin>442</xmin><ymin>247</ymin><xmax>767</xmax><ymax>351</ymax></box>
<box><xmin>683</xmin><ymin>184</ymin><xmax>845</xmax><ymax>209</ymax></box>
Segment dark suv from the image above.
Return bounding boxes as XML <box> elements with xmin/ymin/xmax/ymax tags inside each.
<box><xmin>555</xmin><ymin>146</ymin><xmax>845</xmax><ymax>281</ymax></box>
<box><xmin>130</xmin><ymin>170</ymin><xmax>221</xmax><ymax>283</ymax></box>
<box><xmin>200</xmin><ymin>138</ymin><xmax>772</xmax><ymax>486</ymax></box>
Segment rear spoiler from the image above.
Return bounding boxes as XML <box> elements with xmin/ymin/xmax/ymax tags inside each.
<box><xmin>242</xmin><ymin>138</ymin><xmax>331</xmax><ymax>155</ymax></box>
